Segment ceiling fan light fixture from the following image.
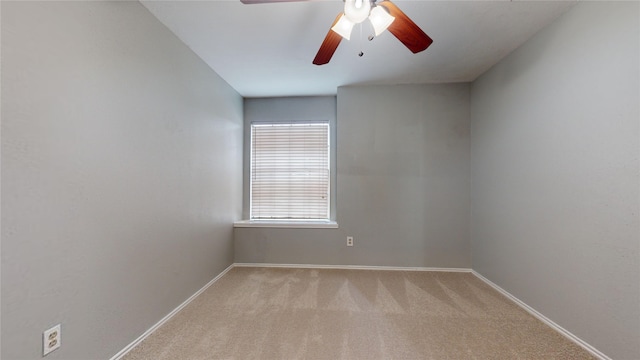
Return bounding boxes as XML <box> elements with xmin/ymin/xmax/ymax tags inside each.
<box><xmin>344</xmin><ymin>0</ymin><xmax>371</xmax><ymax>24</ymax></box>
<box><xmin>369</xmin><ymin>6</ymin><xmax>395</xmax><ymax>36</ymax></box>
<box><xmin>331</xmin><ymin>14</ymin><xmax>355</xmax><ymax>40</ymax></box>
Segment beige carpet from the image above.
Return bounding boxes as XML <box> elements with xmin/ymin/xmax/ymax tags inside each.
<box><xmin>123</xmin><ymin>267</ymin><xmax>595</xmax><ymax>360</ymax></box>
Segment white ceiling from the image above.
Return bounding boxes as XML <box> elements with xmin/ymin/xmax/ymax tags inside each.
<box><xmin>141</xmin><ymin>0</ymin><xmax>576</xmax><ymax>98</ymax></box>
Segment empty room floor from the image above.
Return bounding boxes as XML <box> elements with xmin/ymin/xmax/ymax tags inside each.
<box><xmin>123</xmin><ymin>267</ymin><xmax>594</xmax><ymax>360</ymax></box>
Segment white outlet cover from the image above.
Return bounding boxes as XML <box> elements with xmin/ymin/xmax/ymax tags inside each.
<box><xmin>43</xmin><ymin>324</ymin><xmax>61</xmax><ymax>356</ymax></box>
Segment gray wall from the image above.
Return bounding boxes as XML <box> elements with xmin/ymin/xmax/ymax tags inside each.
<box><xmin>235</xmin><ymin>85</ymin><xmax>471</xmax><ymax>268</ymax></box>
<box><xmin>1</xmin><ymin>2</ymin><xmax>242</xmax><ymax>359</ymax></box>
<box><xmin>470</xmin><ymin>2</ymin><xmax>639</xmax><ymax>359</ymax></box>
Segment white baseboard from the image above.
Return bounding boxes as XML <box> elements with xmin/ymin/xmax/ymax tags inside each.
<box><xmin>109</xmin><ymin>264</ymin><xmax>235</xmax><ymax>360</ymax></box>
<box><xmin>471</xmin><ymin>270</ymin><xmax>611</xmax><ymax>360</ymax></box>
<box><xmin>233</xmin><ymin>262</ymin><xmax>472</xmax><ymax>273</ymax></box>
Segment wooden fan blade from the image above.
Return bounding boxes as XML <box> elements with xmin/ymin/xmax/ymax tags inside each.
<box><xmin>240</xmin><ymin>0</ymin><xmax>309</xmax><ymax>4</ymax></box>
<box><xmin>313</xmin><ymin>13</ymin><xmax>344</xmax><ymax>65</ymax></box>
<box><xmin>378</xmin><ymin>0</ymin><xmax>433</xmax><ymax>53</ymax></box>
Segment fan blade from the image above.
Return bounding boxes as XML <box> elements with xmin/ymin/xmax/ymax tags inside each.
<box><xmin>378</xmin><ymin>0</ymin><xmax>433</xmax><ymax>53</ymax></box>
<box><xmin>240</xmin><ymin>0</ymin><xmax>309</xmax><ymax>4</ymax></box>
<box><xmin>313</xmin><ymin>13</ymin><xmax>344</xmax><ymax>65</ymax></box>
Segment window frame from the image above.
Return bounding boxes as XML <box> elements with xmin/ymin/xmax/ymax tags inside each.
<box><xmin>237</xmin><ymin>97</ymin><xmax>338</xmax><ymax>228</ymax></box>
<box><xmin>249</xmin><ymin>121</ymin><xmax>331</xmax><ymax>221</ymax></box>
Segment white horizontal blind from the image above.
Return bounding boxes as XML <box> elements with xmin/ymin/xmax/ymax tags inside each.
<box><xmin>251</xmin><ymin>122</ymin><xmax>329</xmax><ymax>220</ymax></box>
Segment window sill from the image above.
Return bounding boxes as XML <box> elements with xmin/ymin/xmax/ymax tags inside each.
<box><xmin>233</xmin><ymin>220</ymin><xmax>339</xmax><ymax>229</ymax></box>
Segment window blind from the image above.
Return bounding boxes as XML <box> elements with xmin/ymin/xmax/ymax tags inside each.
<box><xmin>250</xmin><ymin>122</ymin><xmax>330</xmax><ymax>220</ymax></box>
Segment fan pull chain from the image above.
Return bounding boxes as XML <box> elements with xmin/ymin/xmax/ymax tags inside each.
<box><xmin>358</xmin><ymin>23</ymin><xmax>364</xmax><ymax>57</ymax></box>
<box><xmin>358</xmin><ymin>24</ymin><xmax>364</xmax><ymax>57</ymax></box>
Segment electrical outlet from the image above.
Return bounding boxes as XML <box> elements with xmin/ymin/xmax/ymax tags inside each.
<box><xmin>347</xmin><ymin>236</ymin><xmax>354</xmax><ymax>247</ymax></box>
<box><xmin>43</xmin><ymin>324</ymin><xmax>61</xmax><ymax>356</ymax></box>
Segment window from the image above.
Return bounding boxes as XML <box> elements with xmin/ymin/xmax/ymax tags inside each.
<box><xmin>250</xmin><ymin>122</ymin><xmax>330</xmax><ymax>220</ymax></box>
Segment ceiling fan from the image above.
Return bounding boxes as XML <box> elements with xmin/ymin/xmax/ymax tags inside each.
<box><xmin>240</xmin><ymin>0</ymin><xmax>433</xmax><ymax>65</ymax></box>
